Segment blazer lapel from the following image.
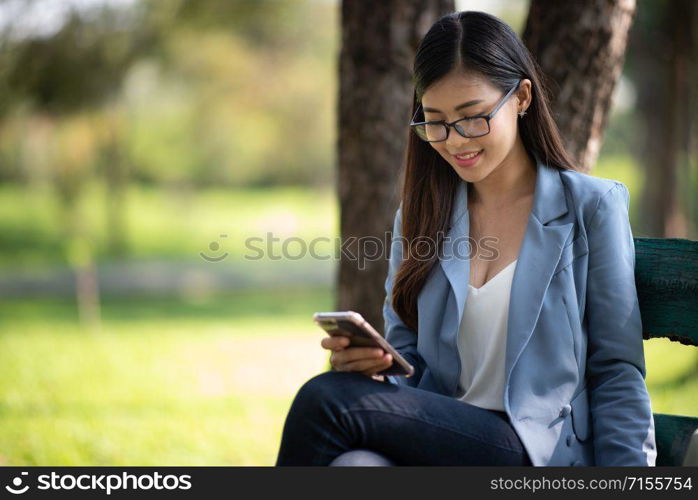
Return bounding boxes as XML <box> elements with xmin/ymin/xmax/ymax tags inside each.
<box><xmin>438</xmin><ymin>156</ymin><xmax>573</xmax><ymax>396</ymax></box>
<box><xmin>439</xmin><ymin>179</ymin><xmax>469</xmax><ymax>330</ymax></box>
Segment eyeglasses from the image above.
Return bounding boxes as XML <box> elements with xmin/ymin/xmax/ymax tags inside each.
<box><xmin>409</xmin><ymin>80</ymin><xmax>521</xmax><ymax>143</ymax></box>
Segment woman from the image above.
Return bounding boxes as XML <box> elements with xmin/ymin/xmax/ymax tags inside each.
<box><xmin>275</xmin><ymin>10</ymin><xmax>656</xmax><ymax>466</ymax></box>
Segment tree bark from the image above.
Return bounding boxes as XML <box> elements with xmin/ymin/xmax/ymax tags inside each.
<box><xmin>337</xmin><ymin>0</ymin><xmax>453</xmax><ymax>334</ymax></box>
<box><xmin>626</xmin><ymin>0</ymin><xmax>696</xmax><ymax>237</ymax></box>
<box><xmin>659</xmin><ymin>0</ymin><xmax>693</xmax><ymax>238</ymax></box>
<box><xmin>523</xmin><ymin>0</ymin><xmax>636</xmax><ymax>173</ymax></box>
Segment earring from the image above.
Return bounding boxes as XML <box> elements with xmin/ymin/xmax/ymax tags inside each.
<box><xmin>518</xmin><ymin>109</ymin><xmax>527</xmax><ymax>118</ymax></box>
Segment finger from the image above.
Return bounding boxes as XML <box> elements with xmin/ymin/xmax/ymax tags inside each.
<box><xmin>321</xmin><ymin>336</ymin><xmax>349</xmax><ymax>351</ymax></box>
<box><xmin>329</xmin><ymin>351</ymin><xmax>336</xmax><ymax>367</ymax></box>
<box><xmin>344</xmin><ymin>354</ymin><xmax>392</xmax><ymax>373</ymax></box>
<box><xmin>330</xmin><ymin>349</ymin><xmax>373</xmax><ymax>368</ymax></box>
<box><xmin>330</xmin><ymin>347</ymin><xmax>386</xmax><ymax>368</ymax></box>
<box><xmin>341</xmin><ymin>346</ymin><xmax>386</xmax><ymax>362</ymax></box>
<box><xmin>320</xmin><ymin>336</ymin><xmax>341</xmax><ymax>350</ymax></box>
<box><xmin>359</xmin><ymin>354</ymin><xmax>393</xmax><ymax>376</ymax></box>
<box><xmin>336</xmin><ymin>347</ymin><xmax>386</xmax><ymax>367</ymax></box>
<box><xmin>360</xmin><ymin>354</ymin><xmax>392</xmax><ymax>376</ymax></box>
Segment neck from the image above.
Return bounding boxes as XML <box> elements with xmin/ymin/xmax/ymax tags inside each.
<box><xmin>468</xmin><ymin>141</ymin><xmax>536</xmax><ymax>210</ymax></box>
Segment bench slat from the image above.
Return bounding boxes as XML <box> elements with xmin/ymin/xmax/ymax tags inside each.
<box><xmin>653</xmin><ymin>413</ymin><xmax>698</xmax><ymax>466</ymax></box>
<box><xmin>634</xmin><ymin>238</ymin><xmax>698</xmax><ymax>346</ymax></box>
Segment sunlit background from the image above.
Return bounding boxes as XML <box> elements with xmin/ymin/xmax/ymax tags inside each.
<box><xmin>0</xmin><ymin>0</ymin><xmax>696</xmax><ymax>465</ymax></box>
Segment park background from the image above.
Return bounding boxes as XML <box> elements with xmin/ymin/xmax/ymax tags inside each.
<box><xmin>0</xmin><ymin>0</ymin><xmax>696</xmax><ymax>465</ymax></box>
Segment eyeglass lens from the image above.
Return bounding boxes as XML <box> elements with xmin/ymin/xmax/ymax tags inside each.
<box><xmin>413</xmin><ymin>117</ymin><xmax>489</xmax><ymax>142</ymax></box>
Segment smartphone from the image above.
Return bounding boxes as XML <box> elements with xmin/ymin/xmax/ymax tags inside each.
<box><xmin>313</xmin><ymin>311</ymin><xmax>414</xmax><ymax>377</ymax></box>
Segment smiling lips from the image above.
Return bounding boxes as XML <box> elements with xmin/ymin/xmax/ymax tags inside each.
<box><xmin>454</xmin><ymin>150</ymin><xmax>483</xmax><ymax>159</ymax></box>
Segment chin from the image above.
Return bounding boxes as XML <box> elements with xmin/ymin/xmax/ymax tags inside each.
<box><xmin>450</xmin><ymin>164</ymin><xmax>490</xmax><ymax>183</ymax></box>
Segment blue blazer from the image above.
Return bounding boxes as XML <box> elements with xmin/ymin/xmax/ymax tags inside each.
<box><xmin>383</xmin><ymin>157</ymin><xmax>657</xmax><ymax>466</ymax></box>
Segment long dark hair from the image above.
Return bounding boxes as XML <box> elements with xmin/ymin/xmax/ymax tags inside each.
<box><xmin>392</xmin><ymin>10</ymin><xmax>577</xmax><ymax>333</ymax></box>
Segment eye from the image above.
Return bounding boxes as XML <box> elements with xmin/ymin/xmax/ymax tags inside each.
<box><xmin>458</xmin><ymin>111</ymin><xmax>484</xmax><ymax>121</ymax></box>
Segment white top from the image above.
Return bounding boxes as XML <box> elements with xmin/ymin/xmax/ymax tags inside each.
<box><xmin>455</xmin><ymin>259</ymin><xmax>518</xmax><ymax>411</ymax></box>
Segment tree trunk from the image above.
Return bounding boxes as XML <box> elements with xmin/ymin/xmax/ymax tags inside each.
<box><xmin>523</xmin><ymin>0</ymin><xmax>636</xmax><ymax>173</ymax></box>
<box><xmin>337</xmin><ymin>0</ymin><xmax>453</xmax><ymax>334</ymax></box>
<box><xmin>661</xmin><ymin>0</ymin><xmax>693</xmax><ymax>238</ymax></box>
<box><xmin>103</xmin><ymin>107</ymin><xmax>129</xmax><ymax>257</ymax></box>
<box><xmin>627</xmin><ymin>0</ymin><xmax>696</xmax><ymax>237</ymax></box>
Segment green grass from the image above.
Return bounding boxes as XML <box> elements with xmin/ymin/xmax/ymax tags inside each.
<box><xmin>644</xmin><ymin>338</ymin><xmax>698</xmax><ymax>416</ymax></box>
<box><xmin>1</xmin><ymin>289</ymin><xmax>696</xmax><ymax>465</ymax></box>
<box><xmin>0</xmin><ymin>287</ymin><xmax>335</xmax><ymax>465</ymax></box>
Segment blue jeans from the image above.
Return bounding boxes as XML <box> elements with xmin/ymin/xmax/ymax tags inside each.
<box><xmin>275</xmin><ymin>370</ymin><xmax>532</xmax><ymax>466</ymax></box>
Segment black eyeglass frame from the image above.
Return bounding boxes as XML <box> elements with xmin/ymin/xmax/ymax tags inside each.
<box><xmin>409</xmin><ymin>79</ymin><xmax>522</xmax><ymax>142</ymax></box>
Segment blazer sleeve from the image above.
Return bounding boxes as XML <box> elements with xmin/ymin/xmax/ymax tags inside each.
<box><xmin>585</xmin><ymin>182</ymin><xmax>657</xmax><ymax>466</ymax></box>
<box><xmin>382</xmin><ymin>204</ymin><xmax>426</xmax><ymax>387</ymax></box>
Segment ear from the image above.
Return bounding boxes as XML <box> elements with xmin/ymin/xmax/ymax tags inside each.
<box><xmin>516</xmin><ymin>78</ymin><xmax>533</xmax><ymax>112</ymax></box>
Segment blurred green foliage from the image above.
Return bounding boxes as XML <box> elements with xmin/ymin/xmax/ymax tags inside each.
<box><xmin>0</xmin><ymin>155</ymin><xmax>644</xmax><ymax>271</ymax></box>
<box><xmin>0</xmin><ymin>183</ymin><xmax>337</xmax><ymax>269</ymax></box>
<box><xmin>0</xmin><ymin>0</ymin><xmax>338</xmax><ymax>188</ymax></box>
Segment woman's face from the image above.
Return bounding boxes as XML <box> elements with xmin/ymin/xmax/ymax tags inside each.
<box><xmin>420</xmin><ymin>70</ymin><xmax>531</xmax><ymax>183</ymax></box>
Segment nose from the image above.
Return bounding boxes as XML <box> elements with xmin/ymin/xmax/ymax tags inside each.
<box><xmin>445</xmin><ymin>125</ymin><xmax>471</xmax><ymax>151</ymax></box>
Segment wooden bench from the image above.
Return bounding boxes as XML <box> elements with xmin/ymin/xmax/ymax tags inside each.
<box><xmin>635</xmin><ymin>237</ymin><xmax>698</xmax><ymax>466</ymax></box>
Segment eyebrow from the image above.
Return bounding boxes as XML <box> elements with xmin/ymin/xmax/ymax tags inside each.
<box><xmin>423</xmin><ymin>99</ymin><xmax>484</xmax><ymax>113</ymax></box>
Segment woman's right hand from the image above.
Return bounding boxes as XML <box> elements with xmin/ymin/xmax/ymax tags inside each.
<box><xmin>320</xmin><ymin>335</ymin><xmax>393</xmax><ymax>379</ymax></box>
